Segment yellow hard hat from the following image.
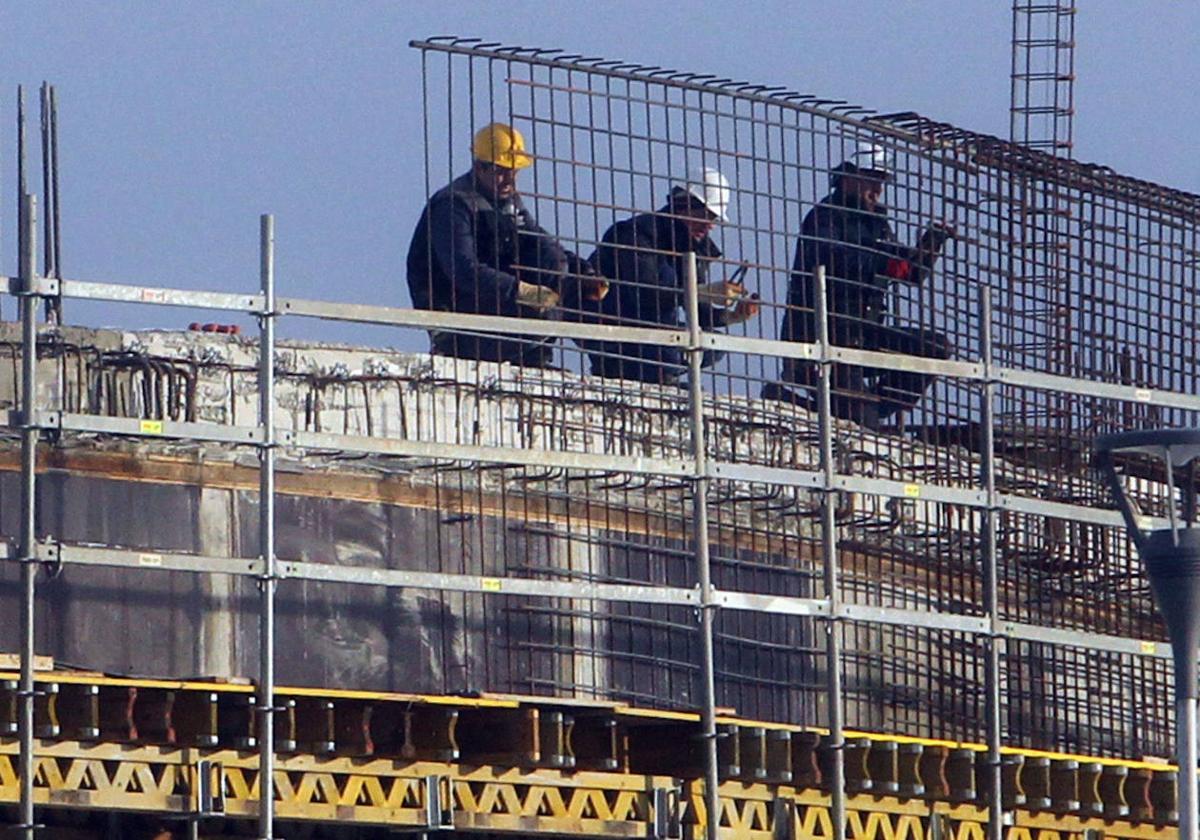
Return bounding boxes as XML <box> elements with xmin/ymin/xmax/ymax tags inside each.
<box><xmin>472</xmin><ymin>122</ymin><xmax>534</xmax><ymax>170</ymax></box>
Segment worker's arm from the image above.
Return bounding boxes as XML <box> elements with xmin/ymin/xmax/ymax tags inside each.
<box><xmin>427</xmin><ymin>192</ymin><xmax>519</xmax><ymax>313</ymax></box>
<box><xmin>515</xmin><ymin>212</ymin><xmax>609</xmax><ymax>305</ymax></box>
<box><xmin>802</xmin><ymin>205</ymin><xmax>896</xmax><ymax>287</ymax></box>
<box><xmin>875</xmin><ymin>223</ymin><xmax>956</xmax><ymax>285</ymax></box>
<box><xmin>600</xmin><ymin>229</ymin><xmax>677</xmax><ymax>297</ymax></box>
<box><xmin>515</xmin><ymin>207</ymin><xmax>569</xmax><ymax>277</ymax></box>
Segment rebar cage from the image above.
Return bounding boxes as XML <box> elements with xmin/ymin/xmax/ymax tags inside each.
<box><xmin>407</xmin><ymin>36</ymin><xmax>1198</xmax><ymax>751</ymax></box>
<box><xmin>3</xmin><ymin>33</ymin><xmax>1199</xmax><ymax>837</ymax></box>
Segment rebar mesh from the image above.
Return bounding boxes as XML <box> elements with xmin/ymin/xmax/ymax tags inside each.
<box><xmin>401</xmin><ymin>37</ymin><xmax>1199</xmax><ymax>757</ymax></box>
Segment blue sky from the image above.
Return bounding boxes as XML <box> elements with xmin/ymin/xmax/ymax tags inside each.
<box><xmin>1</xmin><ymin>1</ymin><xmax>1196</xmax><ymax>347</ymax></box>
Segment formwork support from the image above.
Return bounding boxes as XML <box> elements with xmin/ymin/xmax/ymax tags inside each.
<box><xmin>257</xmin><ymin>214</ymin><xmax>277</xmax><ymax>840</ymax></box>
<box><xmin>683</xmin><ymin>252</ymin><xmax>720</xmax><ymax>840</ymax></box>
<box><xmin>17</xmin><ymin>193</ymin><xmax>38</xmax><ymax>840</ymax></box>
<box><xmin>980</xmin><ymin>287</ymin><xmax>1005</xmax><ymax>840</ymax></box>
<box><xmin>814</xmin><ymin>265</ymin><xmax>847</xmax><ymax>840</ymax></box>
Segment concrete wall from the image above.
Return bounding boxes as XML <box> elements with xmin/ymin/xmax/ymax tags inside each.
<box><xmin>0</xmin><ymin>326</ymin><xmax>1169</xmax><ymax>751</ymax></box>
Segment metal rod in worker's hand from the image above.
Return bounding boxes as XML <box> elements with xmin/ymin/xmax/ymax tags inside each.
<box><xmin>257</xmin><ymin>213</ymin><xmax>277</xmax><ymax>840</ymax></box>
<box><xmin>684</xmin><ymin>251</ymin><xmax>720</xmax><ymax>840</ymax></box>
<box><xmin>815</xmin><ymin>264</ymin><xmax>846</xmax><ymax>840</ymax></box>
<box><xmin>18</xmin><ymin>193</ymin><xmax>39</xmax><ymax>840</ymax></box>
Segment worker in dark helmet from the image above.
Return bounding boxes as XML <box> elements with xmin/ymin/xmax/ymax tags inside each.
<box><xmin>763</xmin><ymin>141</ymin><xmax>954</xmax><ymax>428</ymax></box>
<box><xmin>579</xmin><ymin>166</ymin><xmax>760</xmax><ymax>385</ymax></box>
<box><xmin>406</xmin><ymin>122</ymin><xmax>606</xmax><ymax>366</ymax></box>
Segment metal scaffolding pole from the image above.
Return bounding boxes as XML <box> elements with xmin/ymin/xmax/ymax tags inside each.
<box><xmin>17</xmin><ymin>193</ymin><xmax>39</xmax><ymax>840</ymax></box>
<box><xmin>257</xmin><ymin>214</ymin><xmax>277</xmax><ymax>840</ymax></box>
<box><xmin>814</xmin><ymin>265</ymin><xmax>846</xmax><ymax>839</ymax></box>
<box><xmin>683</xmin><ymin>251</ymin><xmax>720</xmax><ymax>840</ymax></box>
<box><xmin>980</xmin><ymin>287</ymin><xmax>1004</xmax><ymax>839</ymax></box>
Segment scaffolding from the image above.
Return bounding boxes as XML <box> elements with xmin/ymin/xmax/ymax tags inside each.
<box><xmin>2</xmin><ymin>34</ymin><xmax>1199</xmax><ymax>838</ymax></box>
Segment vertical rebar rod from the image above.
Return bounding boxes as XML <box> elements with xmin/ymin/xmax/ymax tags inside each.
<box><xmin>39</xmin><ymin>84</ymin><xmax>52</xmax><ymax>281</ymax></box>
<box><xmin>16</xmin><ymin>86</ymin><xmax>27</xmax><ymax>323</ymax></box>
<box><xmin>17</xmin><ymin>193</ymin><xmax>38</xmax><ymax>840</ymax></box>
<box><xmin>980</xmin><ymin>287</ymin><xmax>1004</xmax><ymax>839</ymax></box>
<box><xmin>814</xmin><ymin>264</ymin><xmax>846</xmax><ymax>839</ymax></box>
<box><xmin>684</xmin><ymin>251</ymin><xmax>720</xmax><ymax>840</ymax></box>
<box><xmin>257</xmin><ymin>213</ymin><xmax>277</xmax><ymax>840</ymax></box>
<box><xmin>17</xmin><ymin>85</ymin><xmax>27</xmax><ymax>209</ymax></box>
<box><xmin>48</xmin><ymin>84</ymin><xmax>63</xmax><ymax>324</ymax></box>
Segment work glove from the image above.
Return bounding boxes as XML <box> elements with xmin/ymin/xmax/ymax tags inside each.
<box><xmin>583</xmin><ymin>275</ymin><xmax>610</xmax><ymax>302</ymax></box>
<box><xmin>722</xmin><ymin>293</ymin><xmax>761</xmax><ymax>326</ymax></box>
<box><xmin>696</xmin><ymin>280</ymin><xmax>747</xmax><ymax>308</ymax></box>
<box><xmin>576</xmin><ymin>261</ymin><xmax>609</xmax><ymax>302</ymax></box>
<box><xmin>515</xmin><ymin>281</ymin><xmax>561</xmax><ymax>313</ymax></box>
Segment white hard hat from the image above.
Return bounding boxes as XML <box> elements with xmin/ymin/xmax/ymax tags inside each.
<box><xmin>675</xmin><ymin>166</ymin><xmax>731</xmax><ymax>222</ymax></box>
<box><xmin>833</xmin><ymin>142</ymin><xmax>894</xmax><ymax>179</ymax></box>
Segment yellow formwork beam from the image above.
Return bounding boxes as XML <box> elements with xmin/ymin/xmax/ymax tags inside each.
<box><xmin>0</xmin><ymin>738</ymin><xmax>1177</xmax><ymax>839</ymax></box>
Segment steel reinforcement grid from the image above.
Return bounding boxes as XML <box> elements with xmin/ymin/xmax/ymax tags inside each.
<box><xmin>4</xmin><ymin>34</ymin><xmax>1200</xmax><ymax>839</ymax></box>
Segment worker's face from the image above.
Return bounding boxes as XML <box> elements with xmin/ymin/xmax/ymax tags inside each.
<box><xmin>841</xmin><ymin>172</ymin><xmax>888</xmax><ymax>210</ymax></box>
<box><xmin>679</xmin><ymin>205</ymin><xmax>719</xmax><ymax>242</ymax></box>
<box><xmin>474</xmin><ymin>162</ymin><xmax>519</xmax><ymax>201</ymax></box>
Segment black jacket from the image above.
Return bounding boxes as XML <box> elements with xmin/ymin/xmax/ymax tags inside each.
<box><xmin>780</xmin><ymin>189</ymin><xmax>928</xmax><ymax>345</ymax></box>
<box><xmin>406</xmin><ymin>171</ymin><xmax>568</xmax><ymax>365</ymax></box>
<box><xmin>582</xmin><ymin>210</ymin><xmax>728</xmax><ymax>383</ymax></box>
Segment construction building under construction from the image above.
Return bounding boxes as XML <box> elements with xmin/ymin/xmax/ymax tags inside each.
<box><xmin>4</xmin><ymin>24</ymin><xmax>1200</xmax><ymax>840</ymax></box>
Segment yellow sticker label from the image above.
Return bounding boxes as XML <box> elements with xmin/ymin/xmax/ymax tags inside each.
<box><xmin>480</xmin><ymin>578</ymin><xmax>502</xmax><ymax>593</ymax></box>
<box><xmin>1140</xmin><ymin>640</ymin><xmax>1157</xmax><ymax>655</ymax></box>
<box><xmin>138</xmin><ymin>553</ymin><xmax>163</xmax><ymax>567</ymax></box>
<box><xmin>903</xmin><ymin>484</ymin><xmax>921</xmax><ymax>498</ymax></box>
<box><xmin>140</xmin><ymin>419</ymin><xmax>164</xmax><ymax>435</ymax></box>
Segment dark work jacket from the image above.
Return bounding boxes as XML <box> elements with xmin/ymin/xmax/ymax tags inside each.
<box><xmin>581</xmin><ymin>210</ymin><xmax>728</xmax><ymax>383</ymax></box>
<box><xmin>779</xmin><ymin>189</ymin><xmax>927</xmax><ymax>347</ymax></box>
<box><xmin>406</xmin><ymin>171</ymin><xmax>569</xmax><ymax>365</ymax></box>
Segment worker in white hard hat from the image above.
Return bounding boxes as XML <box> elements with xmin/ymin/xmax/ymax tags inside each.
<box><xmin>764</xmin><ymin>141</ymin><xmax>955</xmax><ymax>428</ymax></box>
<box><xmin>406</xmin><ymin>122</ymin><xmax>605</xmax><ymax>366</ymax></box>
<box><xmin>577</xmin><ymin>166</ymin><xmax>760</xmax><ymax>384</ymax></box>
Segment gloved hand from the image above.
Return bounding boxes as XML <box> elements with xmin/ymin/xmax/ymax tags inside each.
<box><xmin>578</xmin><ymin>264</ymin><xmax>610</xmax><ymax>302</ymax></box>
<box><xmin>722</xmin><ymin>293</ymin><xmax>761</xmax><ymax>326</ymax></box>
<box><xmin>918</xmin><ymin>221</ymin><xmax>956</xmax><ymax>253</ymax></box>
<box><xmin>515</xmin><ymin>281</ymin><xmax>561</xmax><ymax>313</ymax></box>
<box><xmin>564</xmin><ymin>256</ymin><xmax>610</xmax><ymax>303</ymax></box>
<box><xmin>697</xmin><ymin>280</ymin><xmax>746</xmax><ymax>308</ymax></box>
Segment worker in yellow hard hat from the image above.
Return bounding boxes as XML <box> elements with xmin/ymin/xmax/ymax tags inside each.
<box><xmin>406</xmin><ymin>122</ymin><xmax>605</xmax><ymax>366</ymax></box>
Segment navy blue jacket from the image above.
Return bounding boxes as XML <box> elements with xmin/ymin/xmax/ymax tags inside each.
<box><xmin>780</xmin><ymin>189</ymin><xmax>927</xmax><ymax>346</ymax></box>
<box><xmin>406</xmin><ymin>171</ymin><xmax>568</xmax><ymax>365</ymax></box>
<box><xmin>582</xmin><ymin>210</ymin><xmax>728</xmax><ymax>383</ymax></box>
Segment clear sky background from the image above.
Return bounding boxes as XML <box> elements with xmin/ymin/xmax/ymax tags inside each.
<box><xmin>1</xmin><ymin>1</ymin><xmax>1196</xmax><ymax>348</ymax></box>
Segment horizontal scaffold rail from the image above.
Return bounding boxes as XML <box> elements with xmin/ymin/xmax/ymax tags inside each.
<box><xmin>0</xmin><ymin>672</ymin><xmax>1185</xmax><ymax>837</ymax></box>
<box><xmin>17</xmin><ymin>539</ymin><xmax>1175</xmax><ymax>662</ymax></box>
<box><xmin>9</xmin><ymin>273</ymin><xmax>1200</xmax><ymax>414</ymax></box>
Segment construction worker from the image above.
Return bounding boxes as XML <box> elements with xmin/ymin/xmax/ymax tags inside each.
<box><xmin>579</xmin><ymin>167</ymin><xmax>760</xmax><ymax>384</ymax></box>
<box><xmin>763</xmin><ymin>142</ymin><xmax>954</xmax><ymax>428</ymax></box>
<box><xmin>406</xmin><ymin>122</ymin><xmax>602</xmax><ymax>366</ymax></box>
